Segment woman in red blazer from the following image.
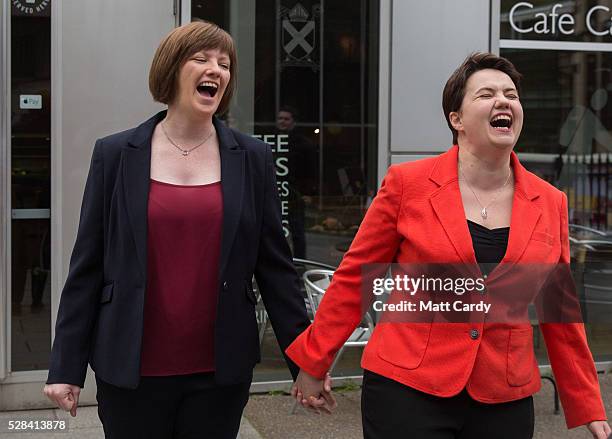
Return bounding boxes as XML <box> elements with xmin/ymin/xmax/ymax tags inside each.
<box><xmin>287</xmin><ymin>53</ymin><xmax>610</xmax><ymax>438</ymax></box>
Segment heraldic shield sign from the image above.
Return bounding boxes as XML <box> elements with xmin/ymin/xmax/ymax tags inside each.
<box><xmin>280</xmin><ymin>2</ymin><xmax>320</xmax><ymax>69</ymax></box>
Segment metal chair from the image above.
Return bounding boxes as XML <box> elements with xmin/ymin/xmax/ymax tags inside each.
<box><xmin>303</xmin><ymin>269</ymin><xmax>374</xmax><ymax>372</ymax></box>
<box><xmin>291</xmin><ymin>269</ymin><xmax>374</xmax><ymax>414</ymax></box>
<box><xmin>292</xmin><ymin>258</ymin><xmax>337</xmax><ymax>271</ymax></box>
<box><xmin>252</xmin><ymin>281</ymin><xmax>268</xmax><ymax>348</ymax></box>
<box><xmin>254</xmin><ymin>259</ymin><xmax>338</xmax><ymax>353</ymax></box>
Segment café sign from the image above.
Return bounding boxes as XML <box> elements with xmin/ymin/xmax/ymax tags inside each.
<box><xmin>509</xmin><ymin>2</ymin><xmax>612</xmax><ymax>36</ymax></box>
<box><xmin>12</xmin><ymin>0</ymin><xmax>50</xmax><ymax>15</ymax></box>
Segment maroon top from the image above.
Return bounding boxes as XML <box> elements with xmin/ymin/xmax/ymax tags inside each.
<box><xmin>140</xmin><ymin>179</ymin><xmax>223</xmax><ymax>376</ymax></box>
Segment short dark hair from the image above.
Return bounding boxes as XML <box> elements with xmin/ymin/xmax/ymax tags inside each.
<box><xmin>279</xmin><ymin>105</ymin><xmax>299</xmax><ymax>121</ymax></box>
<box><xmin>149</xmin><ymin>21</ymin><xmax>237</xmax><ymax>115</ymax></box>
<box><xmin>442</xmin><ymin>52</ymin><xmax>522</xmax><ymax>144</ymax></box>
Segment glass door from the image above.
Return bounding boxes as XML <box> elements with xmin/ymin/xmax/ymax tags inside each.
<box><xmin>9</xmin><ymin>0</ymin><xmax>52</xmax><ymax>373</ymax></box>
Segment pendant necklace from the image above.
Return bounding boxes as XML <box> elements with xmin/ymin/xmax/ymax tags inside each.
<box><xmin>459</xmin><ymin>162</ymin><xmax>512</xmax><ymax>220</ymax></box>
<box><xmin>160</xmin><ymin>121</ymin><xmax>214</xmax><ymax>156</ymax></box>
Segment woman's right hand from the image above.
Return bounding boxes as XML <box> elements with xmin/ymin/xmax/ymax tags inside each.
<box><xmin>291</xmin><ymin>370</ymin><xmax>337</xmax><ymax>414</ymax></box>
<box><xmin>43</xmin><ymin>384</ymin><xmax>81</xmax><ymax>417</ymax></box>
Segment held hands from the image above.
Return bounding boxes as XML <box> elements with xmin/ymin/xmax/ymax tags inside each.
<box><xmin>291</xmin><ymin>370</ymin><xmax>337</xmax><ymax>414</ymax></box>
<box><xmin>43</xmin><ymin>384</ymin><xmax>81</xmax><ymax>417</ymax></box>
<box><xmin>586</xmin><ymin>420</ymin><xmax>611</xmax><ymax>439</ymax></box>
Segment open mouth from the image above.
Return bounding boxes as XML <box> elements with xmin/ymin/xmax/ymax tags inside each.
<box><xmin>196</xmin><ymin>81</ymin><xmax>219</xmax><ymax>98</ymax></box>
<box><xmin>490</xmin><ymin>113</ymin><xmax>512</xmax><ymax>131</ymax></box>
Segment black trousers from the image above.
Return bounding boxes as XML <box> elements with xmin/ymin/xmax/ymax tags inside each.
<box><xmin>96</xmin><ymin>373</ymin><xmax>250</xmax><ymax>439</ymax></box>
<box><xmin>361</xmin><ymin>370</ymin><xmax>534</xmax><ymax>439</ymax></box>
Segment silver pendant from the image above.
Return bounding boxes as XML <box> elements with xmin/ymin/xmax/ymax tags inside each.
<box><xmin>481</xmin><ymin>207</ymin><xmax>488</xmax><ymax>220</ymax></box>
<box><xmin>181</xmin><ymin>150</ymin><xmax>189</xmax><ymax>156</ymax></box>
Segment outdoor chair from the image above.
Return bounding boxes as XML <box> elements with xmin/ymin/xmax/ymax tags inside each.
<box><xmin>291</xmin><ymin>269</ymin><xmax>375</xmax><ymax>414</ymax></box>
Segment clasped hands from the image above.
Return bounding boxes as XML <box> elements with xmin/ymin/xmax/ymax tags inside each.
<box><xmin>586</xmin><ymin>420</ymin><xmax>611</xmax><ymax>439</ymax></box>
<box><xmin>291</xmin><ymin>370</ymin><xmax>337</xmax><ymax>414</ymax></box>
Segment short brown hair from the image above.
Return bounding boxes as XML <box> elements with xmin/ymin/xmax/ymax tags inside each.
<box><xmin>442</xmin><ymin>52</ymin><xmax>522</xmax><ymax>144</ymax></box>
<box><xmin>149</xmin><ymin>21</ymin><xmax>237</xmax><ymax>115</ymax></box>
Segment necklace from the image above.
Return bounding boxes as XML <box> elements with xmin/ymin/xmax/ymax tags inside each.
<box><xmin>459</xmin><ymin>162</ymin><xmax>512</xmax><ymax>220</ymax></box>
<box><xmin>160</xmin><ymin>121</ymin><xmax>214</xmax><ymax>156</ymax></box>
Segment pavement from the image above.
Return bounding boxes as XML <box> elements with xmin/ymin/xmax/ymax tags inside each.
<box><xmin>0</xmin><ymin>373</ymin><xmax>610</xmax><ymax>438</ymax></box>
<box><xmin>0</xmin><ymin>408</ymin><xmax>263</xmax><ymax>439</ymax></box>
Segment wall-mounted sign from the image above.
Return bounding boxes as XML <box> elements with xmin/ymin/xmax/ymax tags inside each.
<box><xmin>19</xmin><ymin>95</ymin><xmax>42</xmax><ymax>109</ymax></box>
<box><xmin>280</xmin><ymin>2</ymin><xmax>321</xmax><ymax>70</ymax></box>
<box><xmin>509</xmin><ymin>2</ymin><xmax>612</xmax><ymax>37</ymax></box>
<box><xmin>12</xmin><ymin>0</ymin><xmax>50</xmax><ymax>16</ymax></box>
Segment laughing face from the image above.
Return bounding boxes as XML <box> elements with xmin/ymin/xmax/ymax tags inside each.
<box><xmin>173</xmin><ymin>48</ymin><xmax>231</xmax><ymax>117</ymax></box>
<box><xmin>450</xmin><ymin>68</ymin><xmax>523</xmax><ymax>151</ymax></box>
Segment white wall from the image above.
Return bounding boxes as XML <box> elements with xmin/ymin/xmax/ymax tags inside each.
<box><xmin>52</xmin><ymin>0</ymin><xmax>176</xmax><ymax>406</ymax></box>
<box><xmin>389</xmin><ymin>0</ymin><xmax>491</xmax><ymax>155</ymax></box>
<box><xmin>0</xmin><ymin>0</ymin><xmax>175</xmax><ymax>411</ymax></box>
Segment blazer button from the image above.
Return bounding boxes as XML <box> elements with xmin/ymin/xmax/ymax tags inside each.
<box><xmin>222</xmin><ymin>281</ymin><xmax>228</xmax><ymax>291</ymax></box>
<box><xmin>470</xmin><ymin>329</ymin><xmax>480</xmax><ymax>340</ymax></box>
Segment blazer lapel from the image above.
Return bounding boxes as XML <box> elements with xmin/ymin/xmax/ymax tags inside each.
<box><xmin>214</xmin><ymin>117</ymin><xmax>245</xmax><ymax>278</ymax></box>
<box><xmin>429</xmin><ymin>146</ymin><xmax>477</xmax><ymax>265</ymax></box>
<box><xmin>428</xmin><ymin>146</ymin><xmax>542</xmax><ymax>276</ymax></box>
<box><xmin>490</xmin><ymin>153</ymin><xmax>541</xmax><ymax>280</ymax></box>
<box><xmin>123</xmin><ymin>112</ymin><xmax>163</xmax><ymax>277</ymax></box>
<box><xmin>430</xmin><ymin>183</ymin><xmax>477</xmax><ymax>265</ymax></box>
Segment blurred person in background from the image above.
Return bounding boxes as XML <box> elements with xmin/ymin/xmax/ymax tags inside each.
<box><xmin>276</xmin><ymin>106</ymin><xmax>318</xmax><ymax>259</ymax></box>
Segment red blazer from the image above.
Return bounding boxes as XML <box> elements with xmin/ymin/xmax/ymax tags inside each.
<box><xmin>286</xmin><ymin>145</ymin><xmax>606</xmax><ymax>429</ymax></box>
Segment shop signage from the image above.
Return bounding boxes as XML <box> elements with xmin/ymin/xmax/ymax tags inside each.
<box><xmin>509</xmin><ymin>2</ymin><xmax>612</xmax><ymax>36</ymax></box>
<box><xmin>19</xmin><ymin>95</ymin><xmax>42</xmax><ymax>109</ymax></box>
<box><xmin>12</xmin><ymin>0</ymin><xmax>50</xmax><ymax>15</ymax></box>
<box><xmin>253</xmin><ymin>134</ymin><xmax>291</xmax><ymax>237</ymax></box>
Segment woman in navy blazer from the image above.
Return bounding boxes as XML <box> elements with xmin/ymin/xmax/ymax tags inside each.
<box><xmin>43</xmin><ymin>21</ymin><xmax>313</xmax><ymax>438</ymax></box>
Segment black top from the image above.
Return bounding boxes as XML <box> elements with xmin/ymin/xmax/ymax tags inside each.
<box><xmin>467</xmin><ymin>220</ymin><xmax>510</xmax><ymax>276</ymax></box>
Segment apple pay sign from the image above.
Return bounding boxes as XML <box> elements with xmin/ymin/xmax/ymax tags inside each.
<box><xmin>20</xmin><ymin>95</ymin><xmax>42</xmax><ymax>109</ymax></box>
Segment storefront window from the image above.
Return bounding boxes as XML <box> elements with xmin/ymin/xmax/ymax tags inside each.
<box><xmin>500</xmin><ymin>0</ymin><xmax>612</xmax><ymax>363</ymax></box>
<box><xmin>192</xmin><ymin>0</ymin><xmax>380</xmax><ymax>381</ymax></box>
<box><xmin>10</xmin><ymin>0</ymin><xmax>52</xmax><ymax>371</ymax></box>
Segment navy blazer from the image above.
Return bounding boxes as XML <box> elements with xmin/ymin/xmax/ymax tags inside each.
<box><xmin>47</xmin><ymin>111</ymin><xmax>310</xmax><ymax>389</ymax></box>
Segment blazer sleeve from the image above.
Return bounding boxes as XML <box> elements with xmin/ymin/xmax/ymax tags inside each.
<box><xmin>285</xmin><ymin>165</ymin><xmax>404</xmax><ymax>379</ymax></box>
<box><xmin>254</xmin><ymin>145</ymin><xmax>310</xmax><ymax>380</ymax></box>
<box><xmin>47</xmin><ymin>140</ymin><xmax>105</xmax><ymax>387</ymax></box>
<box><xmin>539</xmin><ymin>191</ymin><xmax>607</xmax><ymax>429</ymax></box>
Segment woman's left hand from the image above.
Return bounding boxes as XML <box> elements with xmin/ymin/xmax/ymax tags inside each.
<box><xmin>291</xmin><ymin>370</ymin><xmax>336</xmax><ymax>414</ymax></box>
<box><xmin>586</xmin><ymin>420</ymin><xmax>611</xmax><ymax>439</ymax></box>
